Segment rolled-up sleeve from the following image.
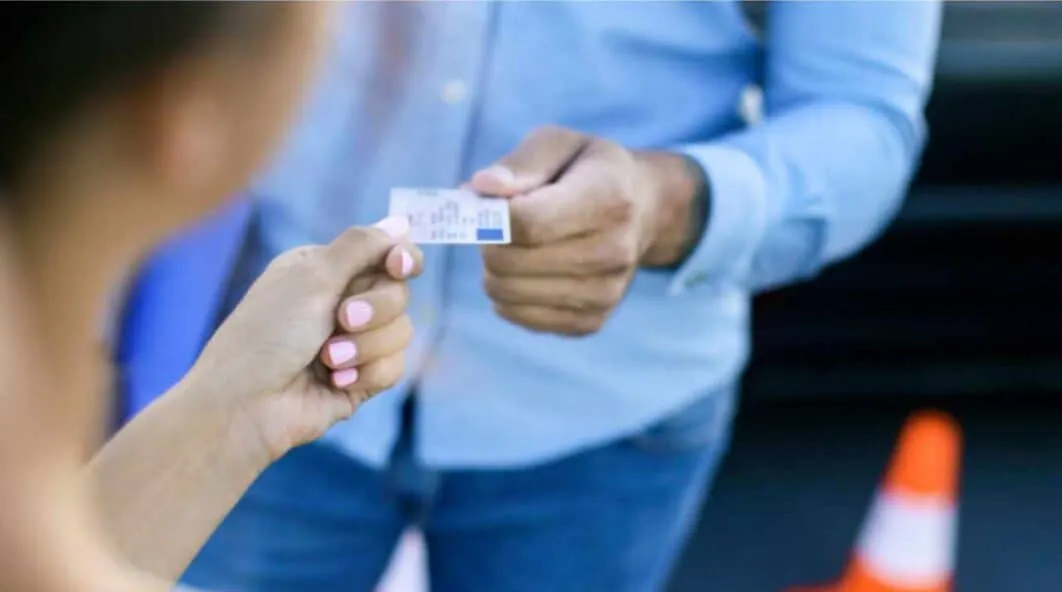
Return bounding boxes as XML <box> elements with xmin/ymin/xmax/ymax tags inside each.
<box><xmin>669</xmin><ymin>0</ymin><xmax>942</xmax><ymax>296</ymax></box>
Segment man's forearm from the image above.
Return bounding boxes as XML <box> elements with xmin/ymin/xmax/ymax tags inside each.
<box><xmin>87</xmin><ymin>377</ymin><xmax>271</xmax><ymax>581</ymax></box>
<box><xmin>637</xmin><ymin>150</ymin><xmax>709</xmax><ymax>269</ymax></box>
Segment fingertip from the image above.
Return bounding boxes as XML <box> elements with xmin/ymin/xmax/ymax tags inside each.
<box><xmin>386</xmin><ymin>245</ymin><xmax>422</xmax><ymax>280</ymax></box>
<box><xmin>323</xmin><ymin>339</ymin><xmax>357</xmax><ymax>368</ymax></box>
<box><xmin>470</xmin><ymin>165</ymin><xmax>517</xmax><ymax>196</ymax></box>
<box><xmin>401</xmin><ymin>251</ymin><xmax>414</xmax><ymax>277</ymax></box>
<box><xmin>333</xmin><ymin>368</ymin><xmax>359</xmax><ymax>388</ymax></box>
<box><xmin>477</xmin><ymin>165</ymin><xmax>516</xmax><ymax>185</ymax></box>
<box><xmin>341</xmin><ymin>299</ymin><xmax>373</xmax><ymax>330</ymax></box>
<box><xmin>373</xmin><ymin>215</ymin><xmax>410</xmax><ymax>240</ymax></box>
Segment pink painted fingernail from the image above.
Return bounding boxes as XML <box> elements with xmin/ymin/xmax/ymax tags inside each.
<box><xmin>328</xmin><ymin>341</ymin><xmax>356</xmax><ymax>365</ymax></box>
<box><xmin>476</xmin><ymin>165</ymin><xmax>515</xmax><ymax>186</ymax></box>
<box><xmin>400</xmin><ymin>250</ymin><xmax>414</xmax><ymax>277</ymax></box>
<box><xmin>374</xmin><ymin>215</ymin><xmax>409</xmax><ymax>239</ymax></box>
<box><xmin>345</xmin><ymin>300</ymin><xmax>373</xmax><ymax>328</ymax></box>
<box><xmin>333</xmin><ymin>368</ymin><xmax>359</xmax><ymax>388</ymax></box>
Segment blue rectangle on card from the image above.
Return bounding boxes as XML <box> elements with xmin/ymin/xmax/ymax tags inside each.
<box><xmin>476</xmin><ymin>228</ymin><xmax>504</xmax><ymax>241</ymax></box>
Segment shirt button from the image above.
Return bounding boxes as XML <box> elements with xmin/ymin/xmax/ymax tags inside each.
<box><xmin>738</xmin><ymin>84</ymin><xmax>763</xmax><ymax>126</ymax></box>
<box><xmin>441</xmin><ymin>79</ymin><xmax>468</xmax><ymax>104</ymax></box>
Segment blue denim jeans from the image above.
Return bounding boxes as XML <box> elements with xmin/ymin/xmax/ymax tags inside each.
<box><xmin>182</xmin><ymin>388</ymin><xmax>735</xmax><ymax>592</ymax></box>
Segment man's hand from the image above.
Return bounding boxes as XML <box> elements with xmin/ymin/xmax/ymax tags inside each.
<box><xmin>469</xmin><ymin>125</ymin><xmax>707</xmax><ymax>337</ymax></box>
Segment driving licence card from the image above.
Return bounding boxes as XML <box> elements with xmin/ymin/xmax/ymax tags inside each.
<box><xmin>388</xmin><ymin>188</ymin><xmax>511</xmax><ymax>245</ymax></box>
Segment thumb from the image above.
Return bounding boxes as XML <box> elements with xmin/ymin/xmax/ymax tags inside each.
<box><xmin>470</xmin><ymin>126</ymin><xmax>589</xmax><ymax>197</ymax></box>
<box><xmin>321</xmin><ymin>215</ymin><xmax>409</xmax><ymax>287</ymax></box>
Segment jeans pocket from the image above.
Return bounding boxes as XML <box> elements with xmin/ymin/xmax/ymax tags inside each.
<box><xmin>626</xmin><ymin>386</ymin><xmax>737</xmax><ymax>453</ymax></box>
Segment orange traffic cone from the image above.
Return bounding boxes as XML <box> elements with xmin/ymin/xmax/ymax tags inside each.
<box><xmin>789</xmin><ymin>410</ymin><xmax>961</xmax><ymax>592</ymax></box>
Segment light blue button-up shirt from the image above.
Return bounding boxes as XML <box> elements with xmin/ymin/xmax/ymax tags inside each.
<box><xmin>254</xmin><ymin>1</ymin><xmax>941</xmax><ymax>469</ymax></box>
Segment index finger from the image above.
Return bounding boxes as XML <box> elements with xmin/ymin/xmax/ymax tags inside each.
<box><xmin>509</xmin><ymin>142</ymin><xmax>629</xmax><ymax>246</ymax></box>
<box><xmin>382</xmin><ymin>241</ymin><xmax>424</xmax><ymax>281</ymax></box>
<box><xmin>322</xmin><ymin>216</ymin><xmax>409</xmax><ymax>287</ymax></box>
<box><xmin>340</xmin><ymin>237</ymin><xmax>422</xmax><ymax>297</ymax></box>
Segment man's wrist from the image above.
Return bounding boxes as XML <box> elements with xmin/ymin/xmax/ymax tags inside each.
<box><xmin>637</xmin><ymin>150</ymin><xmax>710</xmax><ymax>269</ymax></box>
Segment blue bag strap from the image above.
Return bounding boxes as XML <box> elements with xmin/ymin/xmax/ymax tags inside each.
<box><xmin>114</xmin><ymin>200</ymin><xmax>252</xmax><ymax>426</ymax></box>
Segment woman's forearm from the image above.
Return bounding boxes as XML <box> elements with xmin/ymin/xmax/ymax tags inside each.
<box><xmin>0</xmin><ymin>467</ymin><xmax>170</xmax><ymax>592</ymax></box>
<box><xmin>85</xmin><ymin>225</ymin><xmax>418</xmax><ymax>582</ymax></box>
<box><xmin>2</xmin><ymin>229</ymin><xmax>170</xmax><ymax>592</ymax></box>
<box><xmin>87</xmin><ymin>375</ymin><xmax>273</xmax><ymax>581</ymax></box>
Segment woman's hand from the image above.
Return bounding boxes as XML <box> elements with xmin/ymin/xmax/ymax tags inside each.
<box><xmin>185</xmin><ymin>216</ymin><xmax>422</xmax><ymax>460</ymax></box>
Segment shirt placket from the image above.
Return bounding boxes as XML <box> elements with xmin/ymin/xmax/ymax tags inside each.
<box><xmin>413</xmin><ymin>1</ymin><xmax>496</xmax><ymax>445</ymax></box>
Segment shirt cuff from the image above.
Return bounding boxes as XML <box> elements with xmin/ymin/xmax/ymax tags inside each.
<box><xmin>667</xmin><ymin>143</ymin><xmax>769</xmax><ymax>296</ymax></box>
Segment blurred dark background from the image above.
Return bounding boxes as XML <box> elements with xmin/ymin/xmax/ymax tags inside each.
<box><xmin>671</xmin><ymin>3</ymin><xmax>1062</xmax><ymax>591</ymax></box>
